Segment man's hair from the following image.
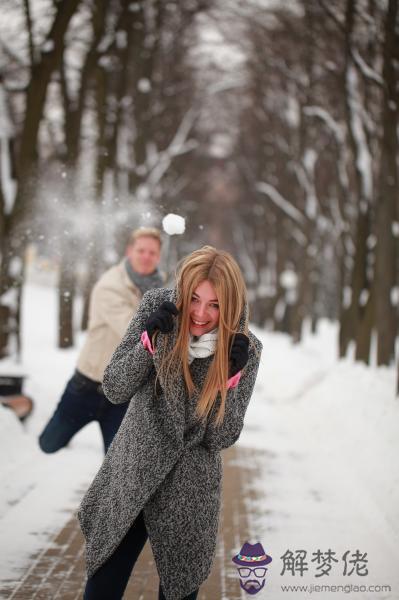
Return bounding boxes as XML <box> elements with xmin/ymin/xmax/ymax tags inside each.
<box><xmin>128</xmin><ymin>227</ymin><xmax>162</xmax><ymax>247</ymax></box>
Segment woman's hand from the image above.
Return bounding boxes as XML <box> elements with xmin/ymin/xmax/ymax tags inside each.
<box><xmin>229</xmin><ymin>333</ymin><xmax>249</xmax><ymax>376</ymax></box>
<box><xmin>145</xmin><ymin>301</ymin><xmax>179</xmax><ymax>338</ymax></box>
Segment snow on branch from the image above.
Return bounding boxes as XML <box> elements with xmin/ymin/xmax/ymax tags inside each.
<box><xmin>207</xmin><ymin>78</ymin><xmax>247</xmax><ymax>95</ymax></box>
<box><xmin>303</xmin><ymin>106</ymin><xmax>345</xmax><ymax>144</ymax></box>
<box><xmin>294</xmin><ymin>151</ymin><xmax>318</xmax><ymax>221</ymax></box>
<box><xmin>291</xmin><ymin>227</ymin><xmax>307</xmax><ymax>247</ymax></box>
<box><xmin>346</xmin><ymin>63</ymin><xmax>373</xmax><ymax>203</ymax></box>
<box><xmin>304</xmin><ymin>105</ymin><xmax>350</xmax><ymax>192</ymax></box>
<box><xmin>167</xmin><ymin>106</ymin><xmax>198</xmax><ymax>155</ymax></box>
<box><xmin>256</xmin><ymin>181</ymin><xmax>305</xmax><ymax>225</ymax></box>
<box><xmin>0</xmin><ymin>81</ymin><xmax>17</xmax><ymax>215</ymax></box>
<box><xmin>146</xmin><ymin>107</ymin><xmax>198</xmax><ymax>191</ymax></box>
<box><xmin>318</xmin><ymin>0</ymin><xmax>345</xmax><ymax>32</ymax></box>
<box><xmin>232</xmin><ymin>220</ymin><xmax>258</xmax><ymax>284</ymax></box>
<box><xmin>330</xmin><ymin>195</ymin><xmax>346</xmax><ymax>237</ymax></box>
<box><xmin>0</xmin><ymin>82</ymin><xmax>15</xmax><ymax>139</ymax></box>
<box><xmin>318</xmin><ymin>0</ymin><xmax>383</xmax><ymax>88</ymax></box>
<box><xmin>352</xmin><ymin>49</ymin><xmax>383</xmax><ymax>87</ymax></box>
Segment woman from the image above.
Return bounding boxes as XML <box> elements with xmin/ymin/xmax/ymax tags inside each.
<box><xmin>77</xmin><ymin>246</ymin><xmax>263</xmax><ymax>600</ymax></box>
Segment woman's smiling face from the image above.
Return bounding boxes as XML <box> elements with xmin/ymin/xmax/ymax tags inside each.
<box><xmin>189</xmin><ymin>280</ymin><xmax>220</xmax><ymax>336</ymax></box>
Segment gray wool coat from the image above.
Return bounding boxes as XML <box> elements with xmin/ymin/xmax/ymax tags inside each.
<box><xmin>77</xmin><ymin>287</ymin><xmax>263</xmax><ymax>600</ymax></box>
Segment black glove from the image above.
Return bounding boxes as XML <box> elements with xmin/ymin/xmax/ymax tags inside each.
<box><xmin>145</xmin><ymin>301</ymin><xmax>179</xmax><ymax>338</ymax></box>
<box><xmin>229</xmin><ymin>333</ymin><xmax>249</xmax><ymax>377</ymax></box>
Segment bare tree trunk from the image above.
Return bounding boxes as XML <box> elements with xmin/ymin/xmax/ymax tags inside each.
<box><xmin>58</xmin><ymin>262</ymin><xmax>76</xmax><ymax>348</ymax></box>
<box><xmin>57</xmin><ymin>0</ymin><xmax>109</xmax><ymax>347</ymax></box>
<box><xmin>353</xmin><ymin>210</ymin><xmax>372</xmax><ymax>362</ymax></box>
<box><xmin>81</xmin><ymin>56</ymin><xmax>108</xmax><ymax>331</ymax></box>
<box><xmin>338</xmin><ymin>247</ymin><xmax>354</xmax><ymax>357</ymax></box>
<box><xmin>355</xmin><ymin>285</ymin><xmax>374</xmax><ymax>362</ymax></box>
<box><xmin>374</xmin><ymin>0</ymin><xmax>398</xmax><ymax>365</ymax></box>
<box><xmin>128</xmin><ymin>2</ymin><xmax>160</xmax><ymax>192</ymax></box>
<box><xmin>340</xmin><ymin>0</ymin><xmax>373</xmax><ymax>363</ymax></box>
<box><xmin>273</xmin><ymin>220</ymin><xmax>290</xmax><ymax>333</ymax></box>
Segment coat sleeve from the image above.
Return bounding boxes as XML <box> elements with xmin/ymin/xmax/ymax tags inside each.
<box><xmin>201</xmin><ymin>336</ymin><xmax>262</xmax><ymax>452</ymax></box>
<box><xmin>102</xmin><ymin>289</ymin><xmax>164</xmax><ymax>403</ymax></box>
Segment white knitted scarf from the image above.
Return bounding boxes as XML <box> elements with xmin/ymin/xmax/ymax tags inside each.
<box><xmin>188</xmin><ymin>329</ymin><xmax>218</xmax><ymax>364</ymax></box>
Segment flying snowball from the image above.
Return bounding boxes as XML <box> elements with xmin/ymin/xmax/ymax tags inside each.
<box><xmin>162</xmin><ymin>214</ymin><xmax>185</xmax><ymax>236</ymax></box>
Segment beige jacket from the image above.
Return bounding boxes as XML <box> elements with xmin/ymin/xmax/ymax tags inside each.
<box><xmin>76</xmin><ymin>261</ymin><xmax>142</xmax><ymax>382</ymax></box>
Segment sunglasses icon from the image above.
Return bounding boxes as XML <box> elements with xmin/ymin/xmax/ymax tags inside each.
<box><xmin>238</xmin><ymin>567</ymin><xmax>268</xmax><ymax>577</ymax></box>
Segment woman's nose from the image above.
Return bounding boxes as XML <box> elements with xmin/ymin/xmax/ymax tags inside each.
<box><xmin>196</xmin><ymin>304</ymin><xmax>207</xmax><ymax>318</ymax></box>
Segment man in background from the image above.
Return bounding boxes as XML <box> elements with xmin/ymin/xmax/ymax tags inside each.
<box><xmin>39</xmin><ymin>227</ymin><xmax>163</xmax><ymax>454</ymax></box>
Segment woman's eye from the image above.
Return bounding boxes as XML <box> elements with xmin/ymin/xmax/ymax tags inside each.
<box><xmin>211</xmin><ymin>304</ymin><xmax>219</xmax><ymax>309</ymax></box>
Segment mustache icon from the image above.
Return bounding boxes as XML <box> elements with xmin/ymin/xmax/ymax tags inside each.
<box><xmin>240</xmin><ymin>578</ymin><xmax>266</xmax><ymax>595</ymax></box>
<box><xmin>244</xmin><ymin>580</ymin><xmax>261</xmax><ymax>588</ymax></box>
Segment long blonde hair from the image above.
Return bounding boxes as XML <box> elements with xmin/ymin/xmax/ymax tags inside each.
<box><xmin>157</xmin><ymin>246</ymin><xmax>248</xmax><ymax>426</ymax></box>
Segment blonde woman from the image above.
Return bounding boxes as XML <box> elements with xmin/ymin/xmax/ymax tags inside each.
<box><xmin>78</xmin><ymin>246</ymin><xmax>263</xmax><ymax>600</ymax></box>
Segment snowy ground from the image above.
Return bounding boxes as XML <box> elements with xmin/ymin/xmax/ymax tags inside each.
<box><xmin>0</xmin><ymin>281</ymin><xmax>398</xmax><ymax>599</ymax></box>
<box><xmin>239</xmin><ymin>324</ymin><xmax>399</xmax><ymax>599</ymax></box>
<box><xmin>0</xmin><ymin>281</ymin><xmax>103</xmax><ymax>585</ymax></box>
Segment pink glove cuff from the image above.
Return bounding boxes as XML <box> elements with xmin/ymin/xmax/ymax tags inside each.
<box><xmin>141</xmin><ymin>330</ymin><xmax>155</xmax><ymax>355</ymax></box>
<box><xmin>227</xmin><ymin>371</ymin><xmax>241</xmax><ymax>389</ymax></box>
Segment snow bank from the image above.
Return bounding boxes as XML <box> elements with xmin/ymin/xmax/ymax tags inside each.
<box><xmin>238</xmin><ymin>322</ymin><xmax>399</xmax><ymax>599</ymax></box>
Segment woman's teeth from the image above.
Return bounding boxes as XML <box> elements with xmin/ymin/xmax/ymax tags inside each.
<box><xmin>192</xmin><ymin>318</ymin><xmax>208</xmax><ymax>326</ymax></box>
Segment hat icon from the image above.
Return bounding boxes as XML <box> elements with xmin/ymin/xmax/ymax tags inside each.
<box><xmin>232</xmin><ymin>541</ymin><xmax>272</xmax><ymax>567</ymax></box>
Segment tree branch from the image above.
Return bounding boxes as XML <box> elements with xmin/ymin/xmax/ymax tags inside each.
<box><xmin>256</xmin><ymin>181</ymin><xmax>306</xmax><ymax>225</ymax></box>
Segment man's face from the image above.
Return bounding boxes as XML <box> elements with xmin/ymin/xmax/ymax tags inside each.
<box><xmin>237</xmin><ymin>567</ymin><xmax>267</xmax><ymax>595</ymax></box>
<box><xmin>126</xmin><ymin>236</ymin><xmax>161</xmax><ymax>275</ymax></box>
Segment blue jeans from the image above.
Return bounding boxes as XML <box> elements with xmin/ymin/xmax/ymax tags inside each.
<box><xmin>39</xmin><ymin>370</ymin><xmax>128</xmax><ymax>454</ymax></box>
<box><xmin>83</xmin><ymin>510</ymin><xmax>199</xmax><ymax>600</ymax></box>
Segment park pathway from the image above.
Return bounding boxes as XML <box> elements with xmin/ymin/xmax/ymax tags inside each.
<box><xmin>0</xmin><ymin>445</ymin><xmax>266</xmax><ymax>600</ymax></box>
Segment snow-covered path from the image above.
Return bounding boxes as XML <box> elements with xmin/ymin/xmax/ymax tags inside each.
<box><xmin>0</xmin><ymin>283</ymin><xmax>398</xmax><ymax>599</ymax></box>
